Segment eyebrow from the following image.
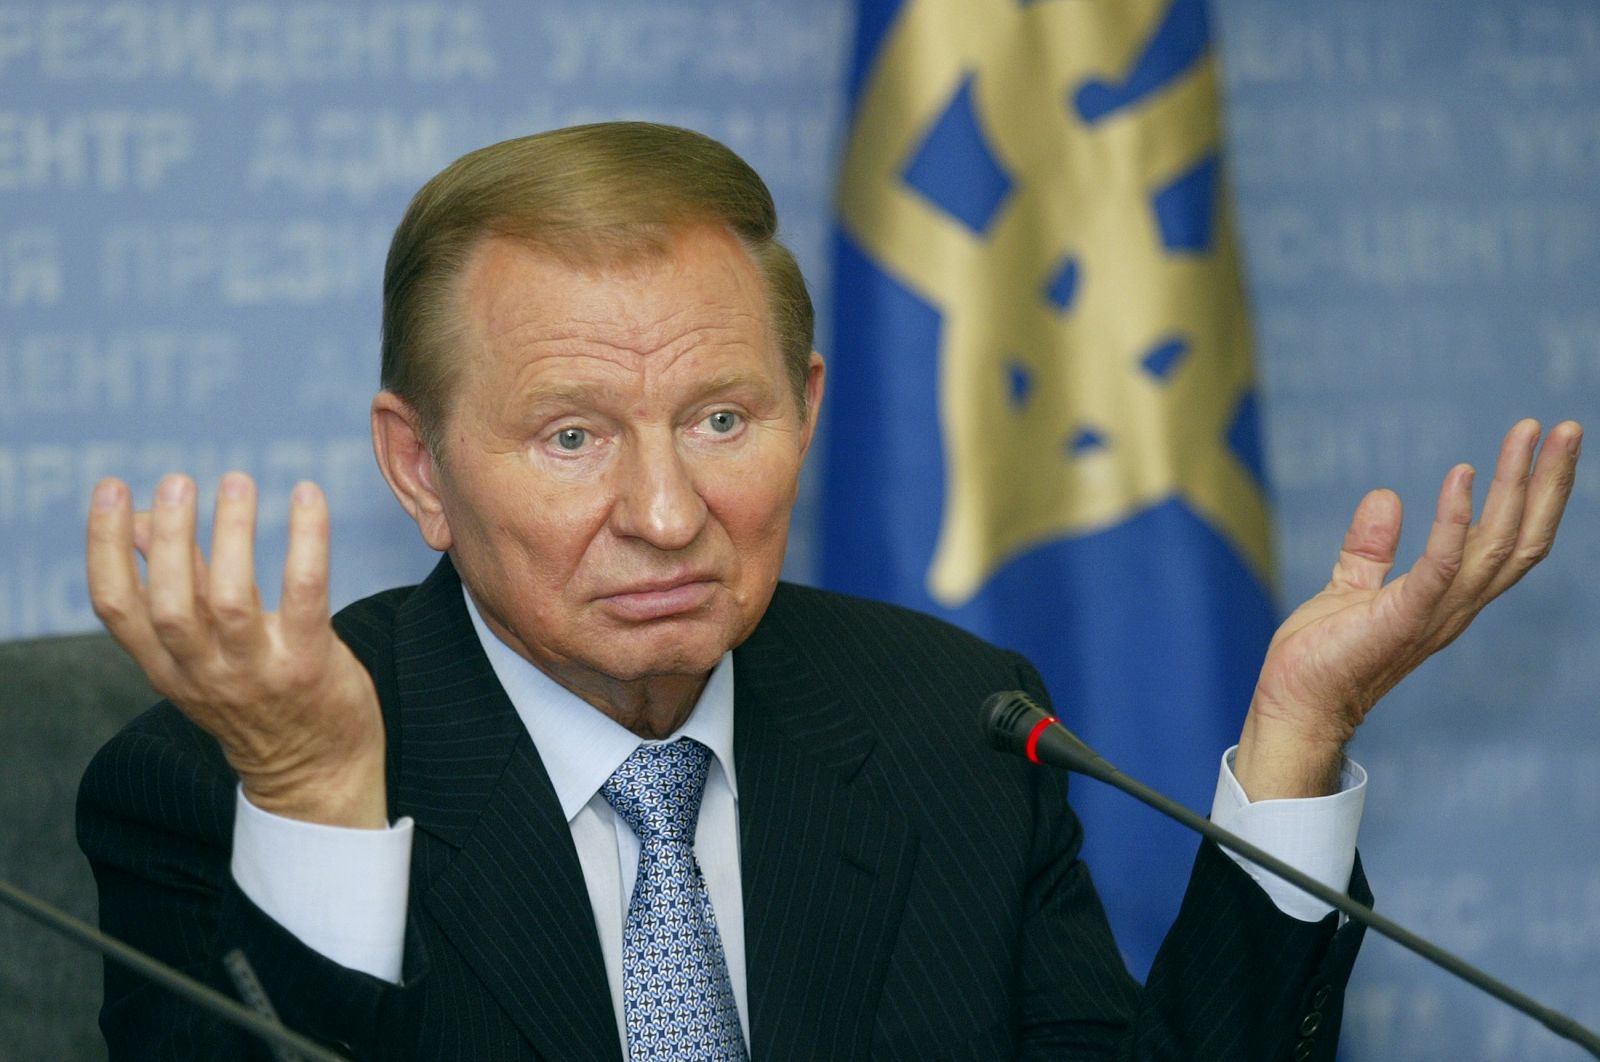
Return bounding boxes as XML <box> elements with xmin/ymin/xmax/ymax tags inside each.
<box><xmin>686</xmin><ymin>369</ymin><xmax>777</xmax><ymax>404</ymax></box>
<box><xmin>517</xmin><ymin>383</ymin><xmax>618</xmax><ymax>411</ymax></box>
<box><xmin>517</xmin><ymin>369</ymin><xmax>777</xmax><ymax>413</ymax></box>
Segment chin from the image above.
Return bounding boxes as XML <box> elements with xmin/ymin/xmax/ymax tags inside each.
<box><xmin>592</xmin><ymin>625</ymin><xmax>736</xmax><ymax>681</ymax></box>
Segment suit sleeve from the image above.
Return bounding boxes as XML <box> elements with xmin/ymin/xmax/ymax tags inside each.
<box><xmin>76</xmin><ymin>706</ymin><xmax>425</xmax><ymax>1061</ymax></box>
<box><xmin>1008</xmin><ymin>659</ymin><xmax>1368</xmax><ymax>1062</ymax></box>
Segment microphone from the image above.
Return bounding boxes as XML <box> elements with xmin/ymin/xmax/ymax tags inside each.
<box><xmin>981</xmin><ymin>690</ymin><xmax>1600</xmax><ymax>1060</ymax></box>
<box><xmin>0</xmin><ymin>875</ymin><xmax>347</xmax><ymax>1061</ymax></box>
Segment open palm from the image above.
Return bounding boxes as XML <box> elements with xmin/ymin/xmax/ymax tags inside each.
<box><xmin>1236</xmin><ymin>419</ymin><xmax>1581</xmax><ymax>798</ymax></box>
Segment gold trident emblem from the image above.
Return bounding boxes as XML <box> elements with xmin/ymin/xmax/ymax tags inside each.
<box><xmin>838</xmin><ymin>0</ymin><xmax>1271</xmax><ymax>607</ymax></box>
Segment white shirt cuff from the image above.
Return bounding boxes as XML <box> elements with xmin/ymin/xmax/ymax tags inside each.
<box><xmin>230</xmin><ymin>787</ymin><xmax>414</xmax><ymax>983</ymax></box>
<box><xmin>1208</xmin><ymin>746</ymin><xmax>1366</xmax><ymax>923</ymax></box>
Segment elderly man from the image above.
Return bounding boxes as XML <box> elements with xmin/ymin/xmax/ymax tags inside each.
<box><xmin>80</xmin><ymin>123</ymin><xmax>1579</xmax><ymax>1060</ymax></box>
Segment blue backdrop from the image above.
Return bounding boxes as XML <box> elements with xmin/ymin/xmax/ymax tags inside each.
<box><xmin>3</xmin><ymin>2</ymin><xmax>1598</xmax><ymax>1057</ymax></box>
<box><xmin>821</xmin><ymin>0</ymin><xmax>1279</xmax><ymax>982</ymax></box>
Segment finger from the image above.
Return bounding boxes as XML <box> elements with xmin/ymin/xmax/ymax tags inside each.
<box><xmin>1486</xmin><ymin>419</ymin><xmax>1582</xmax><ymax>598</ymax></box>
<box><xmin>1328</xmin><ymin>488</ymin><xmax>1402</xmax><ymax>592</ymax></box>
<box><xmin>280</xmin><ymin>481</ymin><xmax>332</xmax><ymax>645</ymax></box>
<box><xmin>208</xmin><ymin>472</ymin><xmax>266</xmax><ymax>649</ymax></box>
<box><xmin>1471</xmin><ymin>419</ymin><xmax>1539</xmax><ymax>541</ymax></box>
<box><xmin>1455</xmin><ymin>419</ymin><xmax>1540</xmax><ymax>596</ymax></box>
<box><xmin>130</xmin><ymin>511</ymin><xmax>206</xmax><ymax>587</ymax></box>
<box><xmin>146</xmin><ymin>473</ymin><xmax>208</xmax><ymax>659</ymax></box>
<box><xmin>87</xmin><ymin>480</ymin><xmax>170</xmax><ymax>665</ymax></box>
<box><xmin>1396</xmin><ymin>464</ymin><xmax>1476</xmax><ymax>613</ymax></box>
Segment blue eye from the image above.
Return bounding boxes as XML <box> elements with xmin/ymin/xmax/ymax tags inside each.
<box><xmin>555</xmin><ymin>428</ymin><xmax>587</xmax><ymax>451</ymax></box>
<box><xmin>706</xmin><ymin>411</ymin><xmax>740</xmax><ymax>434</ymax></box>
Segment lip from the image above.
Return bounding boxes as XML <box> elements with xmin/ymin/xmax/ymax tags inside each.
<box><xmin>596</xmin><ymin>578</ymin><xmax>718</xmax><ymax>622</ymax></box>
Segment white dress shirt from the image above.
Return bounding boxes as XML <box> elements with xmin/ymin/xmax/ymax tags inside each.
<box><xmin>231</xmin><ymin>586</ymin><xmax>1367</xmax><ymax>1054</ymax></box>
<box><xmin>237</xmin><ymin>589</ymin><xmax>746</xmax><ymax>1061</ymax></box>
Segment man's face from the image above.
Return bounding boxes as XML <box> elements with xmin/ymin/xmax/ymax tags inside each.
<box><xmin>418</xmin><ymin>224</ymin><xmax>822</xmax><ymax>692</ymax></box>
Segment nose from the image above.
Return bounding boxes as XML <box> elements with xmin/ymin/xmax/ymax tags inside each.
<box><xmin>609</xmin><ymin>432</ymin><xmax>709</xmax><ymax>550</ymax></box>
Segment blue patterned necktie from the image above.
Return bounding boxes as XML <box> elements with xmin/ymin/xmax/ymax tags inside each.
<box><xmin>600</xmin><ymin>738</ymin><xmax>747</xmax><ymax>1061</ymax></box>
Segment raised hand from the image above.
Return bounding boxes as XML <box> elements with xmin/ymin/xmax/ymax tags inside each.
<box><xmin>86</xmin><ymin>471</ymin><xmax>387</xmax><ymax>827</ymax></box>
<box><xmin>1233</xmin><ymin>419</ymin><xmax>1583</xmax><ymax>801</ymax></box>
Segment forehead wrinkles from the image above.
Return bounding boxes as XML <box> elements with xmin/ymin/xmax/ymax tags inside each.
<box><xmin>490</xmin><ymin>301</ymin><xmax>769</xmax><ymax>391</ymax></box>
<box><xmin>501</xmin><ymin>316</ymin><xmax>768</xmax><ymax>409</ymax></box>
<box><xmin>460</xmin><ymin>228</ymin><xmax>775</xmax><ymax>398</ymax></box>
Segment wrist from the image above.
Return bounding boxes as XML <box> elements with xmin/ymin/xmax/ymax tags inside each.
<box><xmin>238</xmin><ymin>742</ymin><xmax>388</xmax><ymax>829</ymax></box>
<box><xmin>1233</xmin><ymin>706</ymin><xmax>1346</xmax><ymax>801</ymax></box>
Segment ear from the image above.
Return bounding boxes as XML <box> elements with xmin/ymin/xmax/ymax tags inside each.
<box><xmin>797</xmin><ymin>351</ymin><xmax>826</xmax><ymax>459</ymax></box>
<box><xmin>371</xmin><ymin>391</ymin><xmax>453</xmax><ymax>552</ymax></box>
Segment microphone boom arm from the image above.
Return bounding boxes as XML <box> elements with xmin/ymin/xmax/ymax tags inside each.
<box><xmin>0</xmin><ymin>876</ymin><xmax>347</xmax><ymax>1062</ymax></box>
<box><xmin>981</xmin><ymin>690</ymin><xmax>1600</xmax><ymax>1060</ymax></box>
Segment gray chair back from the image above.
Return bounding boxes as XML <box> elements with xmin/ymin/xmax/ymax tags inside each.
<box><xmin>0</xmin><ymin>632</ymin><xmax>156</xmax><ymax>1061</ymax></box>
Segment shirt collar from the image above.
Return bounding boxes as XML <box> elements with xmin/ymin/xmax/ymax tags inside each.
<box><xmin>461</xmin><ymin>585</ymin><xmax>738</xmax><ymax>821</ymax></box>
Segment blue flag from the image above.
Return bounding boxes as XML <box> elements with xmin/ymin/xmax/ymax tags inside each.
<box><xmin>821</xmin><ymin>0</ymin><xmax>1276</xmax><ymax>976</ymax></box>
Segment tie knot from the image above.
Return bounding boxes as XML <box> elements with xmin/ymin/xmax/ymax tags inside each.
<box><xmin>601</xmin><ymin>738</ymin><xmax>712</xmax><ymax>846</ymax></box>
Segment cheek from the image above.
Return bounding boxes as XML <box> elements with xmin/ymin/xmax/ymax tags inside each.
<box><xmin>530</xmin><ymin>487</ymin><xmax>630</xmax><ymax>583</ymax></box>
<box><xmin>710</xmin><ymin>471</ymin><xmax>799</xmax><ymax>553</ymax></box>
<box><xmin>449</xmin><ymin>472</ymin><xmax>601</xmax><ymax>577</ymax></box>
<box><xmin>513</xmin><ymin>498</ymin><xmax>605</xmax><ymax>572</ymax></box>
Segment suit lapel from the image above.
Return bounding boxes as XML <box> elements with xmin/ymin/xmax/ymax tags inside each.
<box><xmin>734</xmin><ymin>597</ymin><xmax>920</xmax><ymax>1062</ymax></box>
<box><xmin>389</xmin><ymin>559</ymin><xmax>620</xmax><ymax>1062</ymax></box>
<box><xmin>381</xmin><ymin>565</ymin><xmax>918</xmax><ymax>1058</ymax></box>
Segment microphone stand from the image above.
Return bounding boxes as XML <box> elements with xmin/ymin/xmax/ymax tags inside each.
<box><xmin>0</xmin><ymin>876</ymin><xmax>347</xmax><ymax>1062</ymax></box>
<box><xmin>982</xmin><ymin>690</ymin><xmax>1600</xmax><ymax>1060</ymax></box>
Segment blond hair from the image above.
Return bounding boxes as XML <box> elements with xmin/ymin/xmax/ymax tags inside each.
<box><xmin>380</xmin><ymin>122</ymin><xmax>814</xmax><ymax>452</ymax></box>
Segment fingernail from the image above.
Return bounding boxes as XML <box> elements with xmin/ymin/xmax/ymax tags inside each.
<box><xmin>92</xmin><ymin>480</ymin><xmax>122</xmax><ymax>510</ymax></box>
<box><xmin>292</xmin><ymin>481</ymin><xmax>319</xmax><ymax>506</ymax></box>
<box><xmin>1570</xmin><ymin>432</ymin><xmax>1583</xmax><ymax>457</ymax></box>
<box><xmin>157</xmin><ymin>475</ymin><xmax>191</xmax><ymax>505</ymax></box>
<box><xmin>220</xmin><ymin>472</ymin><xmax>249</xmax><ymax>499</ymax></box>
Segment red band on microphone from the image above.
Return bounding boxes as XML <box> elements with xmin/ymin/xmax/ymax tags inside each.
<box><xmin>1024</xmin><ymin>716</ymin><xmax>1058</xmax><ymax>764</ymax></box>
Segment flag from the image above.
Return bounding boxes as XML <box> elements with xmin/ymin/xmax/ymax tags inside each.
<box><xmin>821</xmin><ymin>0</ymin><xmax>1276</xmax><ymax>976</ymax></box>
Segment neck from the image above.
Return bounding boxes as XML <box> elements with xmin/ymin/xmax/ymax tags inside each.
<box><xmin>469</xmin><ymin>591</ymin><xmax>713</xmax><ymax>739</ymax></box>
<box><xmin>567</xmin><ymin>670</ymin><xmax>711</xmax><ymax>739</ymax></box>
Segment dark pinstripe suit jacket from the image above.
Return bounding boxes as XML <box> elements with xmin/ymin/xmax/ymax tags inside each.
<box><xmin>79</xmin><ymin>556</ymin><xmax>1366</xmax><ymax>1060</ymax></box>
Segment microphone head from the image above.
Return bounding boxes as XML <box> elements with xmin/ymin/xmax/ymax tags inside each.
<box><xmin>980</xmin><ymin>690</ymin><xmax>1052</xmax><ymax>756</ymax></box>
